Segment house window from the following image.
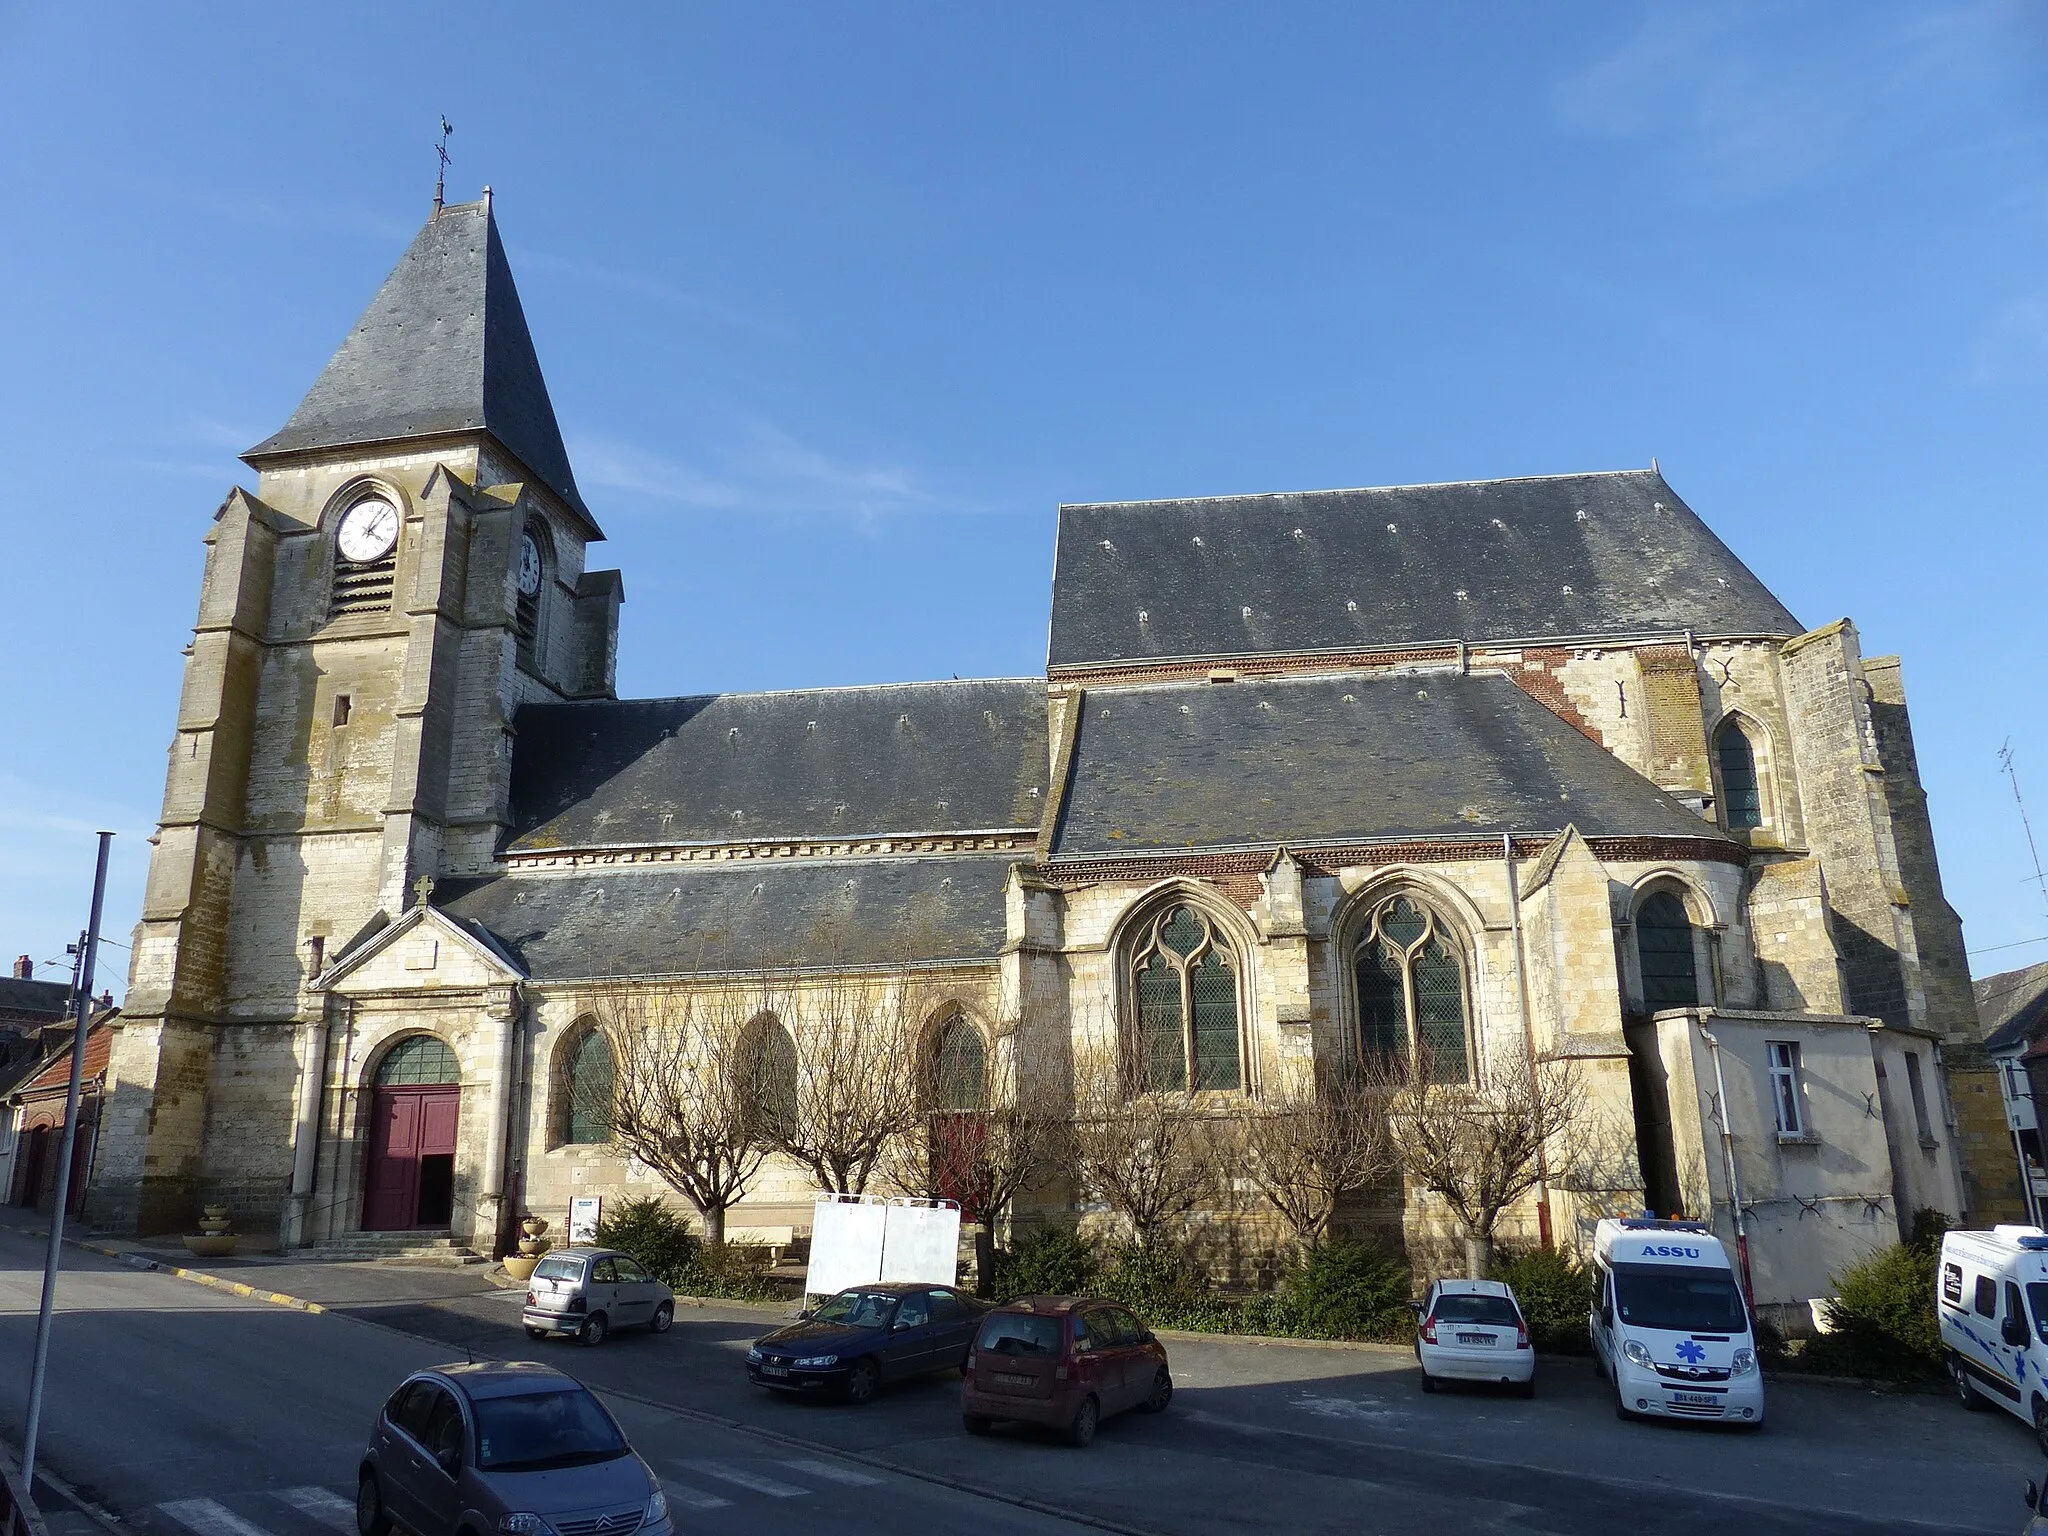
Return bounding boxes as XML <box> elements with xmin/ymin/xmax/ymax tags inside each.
<box><xmin>1128</xmin><ymin>904</ymin><xmax>1243</xmax><ymax>1092</ymax></box>
<box><xmin>1715</xmin><ymin>719</ymin><xmax>1764</xmax><ymax>830</ymax></box>
<box><xmin>929</xmin><ymin>1013</ymin><xmax>986</xmax><ymax>1112</ymax></box>
<box><xmin>562</xmin><ymin>1028</ymin><xmax>614</xmax><ymax>1146</ymax></box>
<box><xmin>1636</xmin><ymin>891</ymin><xmax>1701</xmax><ymax>1011</ymax></box>
<box><xmin>1903</xmin><ymin>1051</ymin><xmax>1935</xmax><ymax>1144</ymax></box>
<box><xmin>1353</xmin><ymin>895</ymin><xmax>1471</xmax><ymax>1083</ymax></box>
<box><xmin>1767</xmin><ymin>1040</ymin><xmax>1806</xmax><ymax>1136</ymax></box>
<box><xmin>741</xmin><ymin>1015</ymin><xmax>798</xmax><ymax>1138</ymax></box>
<box><xmin>377</xmin><ymin>1035</ymin><xmax>459</xmax><ymax>1086</ymax></box>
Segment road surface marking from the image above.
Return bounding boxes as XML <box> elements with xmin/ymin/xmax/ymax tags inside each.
<box><xmin>780</xmin><ymin>1458</ymin><xmax>884</xmax><ymax>1486</ymax></box>
<box><xmin>660</xmin><ymin>1479</ymin><xmax>734</xmax><ymax>1511</ymax></box>
<box><xmin>274</xmin><ymin>1488</ymin><xmax>355</xmax><ymax>1532</ymax></box>
<box><xmin>159</xmin><ymin>1499</ymin><xmax>277</xmax><ymax>1536</ymax></box>
<box><xmin>682</xmin><ymin>1461</ymin><xmax>808</xmax><ymax>1497</ymax></box>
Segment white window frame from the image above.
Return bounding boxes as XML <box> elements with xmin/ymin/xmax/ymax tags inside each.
<box><xmin>1903</xmin><ymin>1051</ymin><xmax>1936</xmax><ymax>1146</ymax></box>
<box><xmin>1767</xmin><ymin>1040</ymin><xmax>1807</xmax><ymax>1137</ymax></box>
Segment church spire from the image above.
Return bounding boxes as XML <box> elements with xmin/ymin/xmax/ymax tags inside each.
<box><xmin>245</xmin><ymin>197</ymin><xmax>596</xmax><ymax>531</ymax></box>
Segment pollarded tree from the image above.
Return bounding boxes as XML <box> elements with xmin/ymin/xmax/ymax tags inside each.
<box><xmin>1230</xmin><ymin>1061</ymin><xmax>1400</xmax><ymax>1251</ymax></box>
<box><xmin>1068</xmin><ymin>1024</ymin><xmax>1219</xmax><ymax>1252</ymax></box>
<box><xmin>772</xmin><ymin>968</ymin><xmax>930</xmax><ymax>1197</ymax></box>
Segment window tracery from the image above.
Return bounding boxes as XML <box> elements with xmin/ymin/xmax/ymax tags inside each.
<box><xmin>1352</xmin><ymin>895</ymin><xmax>1470</xmax><ymax>1082</ymax></box>
<box><xmin>1127</xmin><ymin>903</ymin><xmax>1243</xmax><ymax>1092</ymax></box>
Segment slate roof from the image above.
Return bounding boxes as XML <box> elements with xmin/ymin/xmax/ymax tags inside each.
<box><xmin>1048</xmin><ymin>469</ymin><xmax>1801</xmax><ymax>669</ymax></box>
<box><xmin>244</xmin><ymin>200</ymin><xmax>594</xmax><ymax>529</ymax></box>
<box><xmin>1048</xmin><ymin>670</ymin><xmax>1723</xmax><ymax>856</ymax></box>
<box><xmin>0</xmin><ymin>977</ymin><xmax>71</xmax><ymax>1021</ymax></box>
<box><xmin>439</xmin><ymin>857</ymin><xmax>1014</xmax><ymax>978</ymax></box>
<box><xmin>505</xmin><ymin>679</ymin><xmax>1049</xmax><ymax>853</ymax></box>
<box><xmin>1979</xmin><ymin>960</ymin><xmax>2048</xmax><ymax>1053</ymax></box>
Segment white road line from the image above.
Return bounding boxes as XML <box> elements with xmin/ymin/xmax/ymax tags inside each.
<box><xmin>682</xmin><ymin>1460</ymin><xmax>809</xmax><ymax>1498</ymax></box>
<box><xmin>660</xmin><ymin>1479</ymin><xmax>734</xmax><ymax>1512</ymax></box>
<box><xmin>159</xmin><ymin>1499</ymin><xmax>277</xmax><ymax>1536</ymax></box>
<box><xmin>778</xmin><ymin>1458</ymin><xmax>884</xmax><ymax>1487</ymax></box>
<box><xmin>273</xmin><ymin>1488</ymin><xmax>355</xmax><ymax>1533</ymax></box>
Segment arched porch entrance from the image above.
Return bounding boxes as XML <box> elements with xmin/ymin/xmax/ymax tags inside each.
<box><xmin>363</xmin><ymin>1036</ymin><xmax>460</xmax><ymax>1231</ymax></box>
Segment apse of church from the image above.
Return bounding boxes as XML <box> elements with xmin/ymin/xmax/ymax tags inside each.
<box><xmin>90</xmin><ymin>195</ymin><xmax>1991</xmax><ymax>1322</ymax></box>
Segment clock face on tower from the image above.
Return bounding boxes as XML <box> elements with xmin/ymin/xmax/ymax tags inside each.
<box><xmin>518</xmin><ymin>531</ymin><xmax>545</xmax><ymax>597</ymax></box>
<box><xmin>335</xmin><ymin>496</ymin><xmax>399</xmax><ymax>565</ymax></box>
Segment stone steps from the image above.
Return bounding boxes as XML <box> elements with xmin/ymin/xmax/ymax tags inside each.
<box><xmin>299</xmin><ymin>1232</ymin><xmax>488</xmax><ymax>1267</ymax></box>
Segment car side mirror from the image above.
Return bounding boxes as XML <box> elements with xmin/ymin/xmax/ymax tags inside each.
<box><xmin>1408</xmin><ymin>1300</ymin><xmax>1424</xmax><ymax>1315</ymax></box>
<box><xmin>798</xmin><ymin>1307</ymin><xmax>814</xmax><ymax>1321</ymax></box>
<box><xmin>2027</xmin><ymin>1479</ymin><xmax>2039</xmax><ymax>1511</ymax></box>
<box><xmin>2005</xmin><ymin>1315</ymin><xmax>2031</xmax><ymax>1348</ymax></box>
<box><xmin>435</xmin><ymin>1446</ymin><xmax>461</xmax><ymax>1478</ymax></box>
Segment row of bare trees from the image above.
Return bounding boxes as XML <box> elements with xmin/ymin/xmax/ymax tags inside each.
<box><xmin>578</xmin><ymin>977</ymin><xmax>1590</xmax><ymax>1270</ymax></box>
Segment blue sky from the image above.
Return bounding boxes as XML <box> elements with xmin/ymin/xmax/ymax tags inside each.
<box><xmin>2</xmin><ymin>2</ymin><xmax>2045</xmax><ymax>998</ymax></box>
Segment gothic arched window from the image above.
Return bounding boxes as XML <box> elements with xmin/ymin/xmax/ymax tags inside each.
<box><xmin>1636</xmin><ymin>891</ymin><xmax>1701</xmax><ymax>1010</ymax></box>
<box><xmin>376</xmin><ymin>1034</ymin><xmax>458</xmax><ymax>1086</ymax></box>
<box><xmin>1715</xmin><ymin>719</ymin><xmax>1764</xmax><ymax>831</ymax></box>
<box><xmin>561</xmin><ymin>1027</ymin><xmax>614</xmax><ymax>1146</ymax></box>
<box><xmin>1128</xmin><ymin>904</ymin><xmax>1243</xmax><ymax>1093</ymax></box>
<box><xmin>929</xmin><ymin>1012</ymin><xmax>987</xmax><ymax>1112</ymax></box>
<box><xmin>1352</xmin><ymin>896</ymin><xmax>1471</xmax><ymax>1082</ymax></box>
<box><xmin>741</xmin><ymin>1015</ymin><xmax>798</xmax><ymax>1139</ymax></box>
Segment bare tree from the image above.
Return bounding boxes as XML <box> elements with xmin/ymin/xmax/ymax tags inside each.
<box><xmin>582</xmin><ymin>983</ymin><xmax>775</xmax><ymax>1246</ymax></box>
<box><xmin>1068</xmin><ymin>1031</ymin><xmax>1217</xmax><ymax>1251</ymax></box>
<box><xmin>773</xmin><ymin>968</ymin><xmax>929</xmax><ymax>1196</ymax></box>
<box><xmin>1230</xmin><ymin>1062</ymin><xmax>1399</xmax><ymax>1251</ymax></box>
<box><xmin>1382</xmin><ymin>1050</ymin><xmax>1588</xmax><ymax>1275</ymax></box>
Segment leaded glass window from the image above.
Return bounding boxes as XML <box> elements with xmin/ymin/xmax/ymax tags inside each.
<box><xmin>563</xmin><ymin>1028</ymin><xmax>614</xmax><ymax>1145</ymax></box>
<box><xmin>1636</xmin><ymin>891</ymin><xmax>1700</xmax><ymax>1010</ymax></box>
<box><xmin>1716</xmin><ymin>720</ymin><xmax>1763</xmax><ymax>830</ymax></box>
<box><xmin>931</xmin><ymin>1013</ymin><xmax>987</xmax><ymax>1112</ymax></box>
<box><xmin>1126</xmin><ymin>904</ymin><xmax>1243</xmax><ymax>1092</ymax></box>
<box><xmin>1351</xmin><ymin>897</ymin><xmax>1470</xmax><ymax>1082</ymax></box>
<box><xmin>376</xmin><ymin>1035</ymin><xmax>459</xmax><ymax>1086</ymax></box>
<box><xmin>742</xmin><ymin>1016</ymin><xmax>798</xmax><ymax>1139</ymax></box>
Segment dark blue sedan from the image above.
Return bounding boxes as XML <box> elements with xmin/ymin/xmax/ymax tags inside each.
<box><xmin>747</xmin><ymin>1282</ymin><xmax>988</xmax><ymax>1404</ymax></box>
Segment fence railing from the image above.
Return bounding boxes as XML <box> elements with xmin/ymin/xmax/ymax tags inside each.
<box><xmin>0</xmin><ymin>1453</ymin><xmax>48</xmax><ymax>1536</ymax></box>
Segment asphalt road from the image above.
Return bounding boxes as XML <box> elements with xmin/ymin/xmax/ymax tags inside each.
<box><xmin>0</xmin><ymin>1227</ymin><xmax>2038</xmax><ymax>1536</ymax></box>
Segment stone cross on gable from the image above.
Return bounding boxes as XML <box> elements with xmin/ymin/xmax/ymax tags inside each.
<box><xmin>413</xmin><ymin>875</ymin><xmax>435</xmax><ymax>909</ymax></box>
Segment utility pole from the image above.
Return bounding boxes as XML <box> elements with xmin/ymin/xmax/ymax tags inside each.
<box><xmin>22</xmin><ymin>830</ymin><xmax>112</xmax><ymax>1487</ymax></box>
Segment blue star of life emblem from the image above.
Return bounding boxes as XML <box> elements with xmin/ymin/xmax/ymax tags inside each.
<box><xmin>1675</xmin><ymin>1338</ymin><xmax>1707</xmax><ymax>1364</ymax></box>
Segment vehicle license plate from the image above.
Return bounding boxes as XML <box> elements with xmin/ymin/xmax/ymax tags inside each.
<box><xmin>994</xmin><ymin>1372</ymin><xmax>1035</xmax><ymax>1389</ymax></box>
<box><xmin>1670</xmin><ymin>1391</ymin><xmax>1716</xmax><ymax>1406</ymax></box>
<box><xmin>762</xmin><ymin>1365</ymin><xmax>790</xmax><ymax>1378</ymax></box>
<box><xmin>1457</xmin><ymin>1333</ymin><xmax>1493</xmax><ymax>1346</ymax></box>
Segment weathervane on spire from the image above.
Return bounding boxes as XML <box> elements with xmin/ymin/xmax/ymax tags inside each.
<box><xmin>433</xmin><ymin>116</ymin><xmax>454</xmax><ymax>216</ymax></box>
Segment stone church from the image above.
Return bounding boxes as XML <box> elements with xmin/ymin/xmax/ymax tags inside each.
<box><xmin>94</xmin><ymin>196</ymin><xmax>1991</xmax><ymax>1316</ymax></box>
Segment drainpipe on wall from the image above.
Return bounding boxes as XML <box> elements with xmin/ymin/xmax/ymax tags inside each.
<box><xmin>1698</xmin><ymin>1026</ymin><xmax>1757</xmax><ymax>1306</ymax></box>
<box><xmin>1504</xmin><ymin>834</ymin><xmax>1553</xmax><ymax>1250</ymax></box>
<box><xmin>285</xmin><ymin>1012</ymin><xmax>331</xmax><ymax>1250</ymax></box>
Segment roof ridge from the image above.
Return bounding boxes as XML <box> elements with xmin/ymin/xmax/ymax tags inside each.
<box><xmin>1061</xmin><ymin>466</ymin><xmax>1661</xmax><ymax>512</ymax></box>
<box><xmin>531</xmin><ymin>676</ymin><xmax>1046</xmax><ymax>709</ymax></box>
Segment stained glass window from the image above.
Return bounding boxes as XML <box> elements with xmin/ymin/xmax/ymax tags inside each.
<box><xmin>376</xmin><ymin>1035</ymin><xmax>459</xmax><ymax>1086</ymax></box>
<box><xmin>932</xmin><ymin>1014</ymin><xmax>987</xmax><ymax>1111</ymax></box>
<box><xmin>1716</xmin><ymin>721</ymin><xmax>1763</xmax><ymax>830</ymax></box>
<box><xmin>1351</xmin><ymin>897</ymin><xmax>1470</xmax><ymax>1083</ymax></box>
<box><xmin>1636</xmin><ymin>891</ymin><xmax>1700</xmax><ymax>1010</ymax></box>
<box><xmin>744</xmin><ymin>1016</ymin><xmax>798</xmax><ymax>1138</ymax></box>
<box><xmin>564</xmin><ymin>1029</ymin><xmax>613</xmax><ymax>1145</ymax></box>
<box><xmin>1127</xmin><ymin>904</ymin><xmax>1242</xmax><ymax>1093</ymax></box>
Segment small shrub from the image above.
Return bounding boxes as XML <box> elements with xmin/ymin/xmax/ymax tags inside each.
<box><xmin>1098</xmin><ymin>1241</ymin><xmax>1235</xmax><ymax>1332</ymax></box>
<box><xmin>1800</xmin><ymin>1242</ymin><xmax>1943</xmax><ymax>1383</ymax></box>
<box><xmin>1491</xmin><ymin>1247</ymin><xmax>1592</xmax><ymax>1355</ymax></box>
<box><xmin>1907</xmin><ymin>1207</ymin><xmax>1953</xmax><ymax>1257</ymax></box>
<box><xmin>991</xmin><ymin>1226</ymin><xmax>1099</xmax><ymax>1302</ymax></box>
<box><xmin>1267</xmin><ymin>1239</ymin><xmax>1415</xmax><ymax>1342</ymax></box>
<box><xmin>683</xmin><ymin>1240</ymin><xmax>779</xmax><ymax>1301</ymax></box>
<box><xmin>591</xmin><ymin>1195</ymin><xmax>698</xmax><ymax>1287</ymax></box>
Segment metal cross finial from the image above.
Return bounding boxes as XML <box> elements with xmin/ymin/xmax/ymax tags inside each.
<box><xmin>433</xmin><ymin>116</ymin><xmax>454</xmax><ymax>215</ymax></box>
<box><xmin>414</xmin><ymin>874</ymin><xmax>435</xmax><ymax>909</ymax></box>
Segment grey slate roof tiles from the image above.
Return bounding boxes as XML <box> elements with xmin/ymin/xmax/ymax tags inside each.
<box><xmin>506</xmin><ymin>679</ymin><xmax>1048</xmax><ymax>853</ymax></box>
<box><xmin>245</xmin><ymin>200</ymin><xmax>593</xmax><ymax>527</ymax></box>
<box><xmin>1979</xmin><ymin>960</ymin><xmax>2048</xmax><ymax>1053</ymax></box>
<box><xmin>1049</xmin><ymin>669</ymin><xmax>1723</xmax><ymax>856</ymax></box>
<box><xmin>1048</xmin><ymin>469</ymin><xmax>1801</xmax><ymax>669</ymax></box>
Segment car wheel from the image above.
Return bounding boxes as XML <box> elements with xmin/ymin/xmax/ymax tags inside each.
<box><xmin>580</xmin><ymin>1311</ymin><xmax>609</xmax><ymax>1347</ymax></box>
<box><xmin>355</xmin><ymin>1471</ymin><xmax>391</xmax><ymax>1536</ymax></box>
<box><xmin>844</xmin><ymin>1358</ymin><xmax>880</xmax><ymax>1405</ymax></box>
<box><xmin>1140</xmin><ymin>1368</ymin><xmax>1173</xmax><ymax>1414</ymax></box>
<box><xmin>1065</xmin><ymin>1394</ymin><xmax>1099</xmax><ymax>1448</ymax></box>
<box><xmin>1950</xmin><ymin>1353</ymin><xmax>1984</xmax><ymax>1411</ymax></box>
<box><xmin>1418</xmin><ymin>1369</ymin><xmax>1437</xmax><ymax>1394</ymax></box>
<box><xmin>962</xmin><ymin>1414</ymin><xmax>994</xmax><ymax>1436</ymax></box>
<box><xmin>649</xmin><ymin>1302</ymin><xmax>674</xmax><ymax>1334</ymax></box>
<box><xmin>1614</xmin><ymin>1382</ymin><xmax>1637</xmax><ymax>1422</ymax></box>
<box><xmin>2033</xmin><ymin>1398</ymin><xmax>2048</xmax><ymax>1459</ymax></box>
<box><xmin>523</xmin><ymin>1325</ymin><xmax>548</xmax><ymax>1340</ymax></box>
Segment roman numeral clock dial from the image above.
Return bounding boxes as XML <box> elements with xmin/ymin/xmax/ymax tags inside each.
<box><xmin>335</xmin><ymin>496</ymin><xmax>399</xmax><ymax>564</ymax></box>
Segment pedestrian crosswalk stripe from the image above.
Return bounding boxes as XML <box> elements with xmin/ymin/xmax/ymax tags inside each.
<box><xmin>274</xmin><ymin>1487</ymin><xmax>355</xmax><ymax>1533</ymax></box>
<box><xmin>682</xmin><ymin>1461</ymin><xmax>807</xmax><ymax>1497</ymax></box>
<box><xmin>778</xmin><ymin>1458</ymin><xmax>883</xmax><ymax>1487</ymax></box>
<box><xmin>159</xmin><ymin>1499</ymin><xmax>276</xmax><ymax>1536</ymax></box>
<box><xmin>659</xmin><ymin>1479</ymin><xmax>734</xmax><ymax>1511</ymax></box>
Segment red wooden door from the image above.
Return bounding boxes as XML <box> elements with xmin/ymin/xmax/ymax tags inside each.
<box><xmin>363</xmin><ymin>1086</ymin><xmax>462</xmax><ymax>1230</ymax></box>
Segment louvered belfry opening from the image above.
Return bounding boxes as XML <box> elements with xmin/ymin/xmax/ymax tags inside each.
<box><xmin>332</xmin><ymin>552</ymin><xmax>396</xmax><ymax>616</ymax></box>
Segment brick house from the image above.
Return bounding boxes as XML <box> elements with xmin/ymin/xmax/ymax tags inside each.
<box><xmin>8</xmin><ymin>1014</ymin><xmax>113</xmax><ymax>1216</ymax></box>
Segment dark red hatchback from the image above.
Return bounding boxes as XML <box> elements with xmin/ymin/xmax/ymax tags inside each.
<box><xmin>960</xmin><ymin>1296</ymin><xmax>1171</xmax><ymax>1446</ymax></box>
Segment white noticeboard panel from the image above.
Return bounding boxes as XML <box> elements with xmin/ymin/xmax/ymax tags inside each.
<box><xmin>880</xmin><ymin>1201</ymin><xmax>961</xmax><ymax>1286</ymax></box>
<box><xmin>806</xmin><ymin>1199</ymin><xmax>889</xmax><ymax>1298</ymax></box>
<box><xmin>568</xmin><ymin>1196</ymin><xmax>602</xmax><ymax>1245</ymax></box>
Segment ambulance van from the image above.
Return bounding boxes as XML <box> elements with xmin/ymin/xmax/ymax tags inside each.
<box><xmin>1590</xmin><ymin>1217</ymin><xmax>1764</xmax><ymax>1427</ymax></box>
<box><xmin>1939</xmin><ymin>1225</ymin><xmax>2048</xmax><ymax>1452</ymax></box>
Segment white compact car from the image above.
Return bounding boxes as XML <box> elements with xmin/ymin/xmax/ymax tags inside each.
<box><xmin>1589</xmin><ymin>1217</ymin><xmax>1763</xmax><ymax>1428</ymax></box>
<box><xmin>1413</xmin><ymin>1278</ymin><xmax>1535</xmax><ymax>1396</ymax></box>
<box><xmin>1938</xmin><ymin>1224</ymin><xmax>2048</xmax><ymax>1453</ymax></box>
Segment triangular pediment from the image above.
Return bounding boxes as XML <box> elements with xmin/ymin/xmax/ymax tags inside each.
<box><xmin>314</xmin><ymin>905</ymin><xmax>525</xmax><ymax>995</ymax></box>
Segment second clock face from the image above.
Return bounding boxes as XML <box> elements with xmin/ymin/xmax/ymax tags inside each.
<box><xmin>336</xmin><ymin>497</ymin><xmax>399</xmax><ymax>564</ymax></box>
<box><xmin>518</xmin><ymin>531</ymin><xmax>545</xmax><ymax>596</ymax></box>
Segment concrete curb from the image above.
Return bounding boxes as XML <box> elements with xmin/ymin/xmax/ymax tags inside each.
<box><xmin>12</xmin><ymin>1226</ymin><xmax>327</xmax><ymax>1315</ymax></box>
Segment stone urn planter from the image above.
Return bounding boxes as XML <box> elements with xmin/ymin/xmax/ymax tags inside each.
<box><xmin>184</xmin><ymin>1206</ymin><xmax>238</xmax><ymax>1257</ymax></box>
<box><xmin>503</xmin><ymin>1214</ymin><xmax>550</xmax><ymax>1281</ymax></box>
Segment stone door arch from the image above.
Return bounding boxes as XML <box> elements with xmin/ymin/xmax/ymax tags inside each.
<box><xmin>363</xmin><ymin>1035</ymin><xmax>461</xmax><ymax>1231</ymax></box>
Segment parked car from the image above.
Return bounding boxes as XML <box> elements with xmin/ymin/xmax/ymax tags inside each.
<box><xmin>1938</xmin><ymin>1225</ymin><xmax>2048</xmax><ymax>1451</ymax></box>
<box><xmin>356</xmin><ymin>1361</ymin><xmax>669</xmax><ymax>1536</ymax></box>
<box><xmin>748</xmin><ymin>1282</ymin><xmax>988</xmax><ymax>1403</ymax></box>
<box><xmin>1413</xmin><ymin>1278</ymin><xmax>1535</xmax><ymax>1396</ymax></box>
<box><xmin>1589</xmin><ymin>1217</ymin><xmax>1763</xmax><ymax>1428</ymax></box>
<box><xmin>960</xmin><ymin>1295</ymin><xmax>1171</xmax><ymax>1447</ymax></box>
<box><xmin>522</xmin><ymin>1247</ymin><xmax>676</xmax><ymax>1346</ymax></box>
<box><xmin>2026</xmin><ymin>1473</ymin><xmax>2048</xmax><ymax>1536</ymax></box>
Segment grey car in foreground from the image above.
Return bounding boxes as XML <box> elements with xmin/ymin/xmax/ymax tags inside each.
<box><xmin>522</xmin><ymin>1246</ymin><xmax>677</xmax><ymax>1346</ymax></box>
<box><xmin>357</xmin><ymin>1361</ymin><xmax>670</xmax><ymax>1536</ymax></box>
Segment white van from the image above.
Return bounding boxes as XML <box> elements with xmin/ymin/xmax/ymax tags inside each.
<box><xmin>1938</xmin><ymin>1225</ymin><xmax>2048</xmax><ymax>1452</ymax></box>
<box><xmin>1589</xmin><ymin>1217</ymin><xmax>1764</xmax><ymax>1428</ymax></box>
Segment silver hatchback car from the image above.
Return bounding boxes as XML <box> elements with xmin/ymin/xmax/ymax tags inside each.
<box><xmin>522</xmin><ymin>1247</ymin><xmax>677</xmax><ymax>1346</ymax></box>
<box><xmin>357</xmin><ymin>1361</ymin><xmax>670</xmax><ymax>1536</ymax></box>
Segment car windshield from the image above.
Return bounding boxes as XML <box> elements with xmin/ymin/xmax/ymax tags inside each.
<box><xmin>2027</xmin><ymin>1283</ymin><xmax>2048</xmax><ymax>1343</ymax></box>
<box><xmin>1613</xmin><ymin>1264</ymin><xmax>1748</xmax><ymax>1334</ymax></box>
<box><xmin>978</xmin><ymin>1313</ymin><xmax>1063</xmax><ymax>1356</ymax></box>
<box><xmin>474</xmin><ymin>1388</ymin><xmax>627</xmax><ymax>1472</ymax></box>
<box><xmin>811</xmin><ymin>1291</ymin><xmax>899</xmax><ymax>1329</ymax></box>
<box><xmin>532</xmin><ymin>1256</ymin><xmax>585</xmax><ymax>1283</ymax></box>
<box><xmin>1433</xmin><ymin>1294</ymin><xmax>1520</xmax><ymax>1326</ymax></box>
